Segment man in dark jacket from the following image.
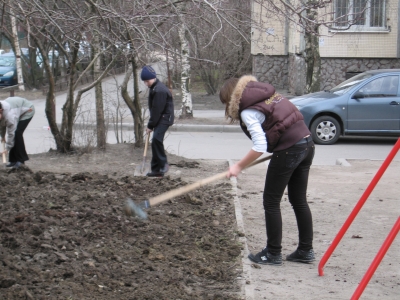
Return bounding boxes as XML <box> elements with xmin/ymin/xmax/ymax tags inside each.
<box><xmin>141</xmin><ymin>65</ymin><xmax>174</xmax><ymax>177</ymax></box>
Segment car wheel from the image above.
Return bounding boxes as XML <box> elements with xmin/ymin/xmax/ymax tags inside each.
<box><xmin>310</xmin><ymin>116</ymin><xmax>341</xmax><ymax>145</ymax></box>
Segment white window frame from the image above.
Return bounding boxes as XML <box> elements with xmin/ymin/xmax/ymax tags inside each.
<box><xmin>331</xmin><ymin>0</ymin><xmax>389</xmax><ymax>33</ymax></box>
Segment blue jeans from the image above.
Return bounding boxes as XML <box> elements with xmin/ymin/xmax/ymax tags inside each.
<box><xmin>263</xmin><ymin>137</ymin><xmax>315</xmax><ymax>255</ymax></box>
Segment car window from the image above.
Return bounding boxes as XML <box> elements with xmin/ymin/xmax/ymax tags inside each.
<box><xmin>388</xmin><ymin>76</ymin><xmax>399</xmax><ymax>95</ymax></box>
<box><xmin>358</xmin><ymin>76</ymin><xmax>399</xmax><ymax>97</ymax></box>
<box><xmin>0</xmin><ymin>57</ymin><xmax>15</xmax><ymax>67</ymax></box>
<box><xmin>330</xmin><ymin>72</ymin><xmax>373</xmax><ymax>95</ymax></box>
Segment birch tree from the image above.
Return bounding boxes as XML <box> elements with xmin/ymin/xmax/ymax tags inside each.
<box><xmin>9</xmin><ymin>8</ymin><xmax>24</xmax><ymax>91</ymax></box>
<box><xmin>178</xmin><ymin>22</ymin><xmax>193</xmax><ymax>118</ymax></box>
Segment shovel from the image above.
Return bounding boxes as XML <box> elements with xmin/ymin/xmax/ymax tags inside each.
<box><xmin>125</xmin><ymin>154</ymin><xmax>273</xmax><ymax>219</ymax></box>
<box><xmin>2</xmin><ymin>141</ymin><xmax>6</xmax><ymax>167</ymax></box>
<box><xmin>134</xmin><ymin>133</ymin><xmax>151</xmax><ymax>176</ymax></box>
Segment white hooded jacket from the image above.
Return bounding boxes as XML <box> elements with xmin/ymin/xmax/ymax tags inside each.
<box><xmin>0</xmin><ymin>97</ymin><xmax>35</xmax><ymax>151</ymax></box>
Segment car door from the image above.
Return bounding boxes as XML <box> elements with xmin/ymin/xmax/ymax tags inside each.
<box><xmin>347</xmin><ymin>75</ymin><xmax>400</xmax><ymax>132</ymax></box>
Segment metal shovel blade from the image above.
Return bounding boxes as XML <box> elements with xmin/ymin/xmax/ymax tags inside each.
<box><xmin>134</xmin><ymin>134</ymin><xmax>151</xmax><ymax>176</ymax></box>
<box><xmin>125</xmin><ymin>198</ymin><xmax>148</xmax><ymax>220</ymax></box>
<box><xmin>134</xmin><ymin>160</ymin><xmax>151</xmax><ymax>176</ymax></box>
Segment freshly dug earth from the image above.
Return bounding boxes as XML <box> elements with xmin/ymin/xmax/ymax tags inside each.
<box><xmin>0</xmin><ymin>144</ymin><xmax>243</xmax><ymax>299</ymax></box>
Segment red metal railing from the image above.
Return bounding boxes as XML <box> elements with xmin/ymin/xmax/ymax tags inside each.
<box><xmin>351</xmin><ymin>217</ymin><xmax>400</xmax><ymax>299</ymax></box>
<box><xmin>318</xmin><ymin>138</ymin><xmax>399</xmax><ymax>298</ymax></box>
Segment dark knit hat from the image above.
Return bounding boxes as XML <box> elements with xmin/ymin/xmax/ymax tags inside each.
<box><xmin>140</xmin><ymin>65</ymin><xmax>157</xmax><ymax>81</ymax></box>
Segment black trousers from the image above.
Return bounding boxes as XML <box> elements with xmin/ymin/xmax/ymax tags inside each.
<box><xmin>150</xmin><ymin>124</ymin><xmax>170</xmax><ymax>172</ymax></box>
<box><xmin>263</xmin><ymin>138</ymin><xmax>315</xmax><ymax>255</ymax></box>
<box><xmin>9</xmin><ymin>118</ymin><xmax>32</xmax><ymax>163</ymax></box>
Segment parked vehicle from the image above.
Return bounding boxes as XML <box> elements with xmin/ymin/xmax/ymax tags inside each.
<box><xmin>37</xmin><ymin>50</ymin><xmax>89</xmax><ymax>73</ymax></box>
<box><xmin>290</xmin><ymin>69</ymin><xmax>400</xmax><ymax>145</ymax></box>
<box><xmin>0</xmin><ymin>51</ymin><xmax>32</xmax><ymax>87</ymax></box>
<box><xmin>0</xmin><ymin>53</ymin><xmax>17</xmax><ymax>86</ymax></box>
<box><xmin>36</xmin><ymin>51</ymin><xmax>59</xmax><ymax>69</ymax></box>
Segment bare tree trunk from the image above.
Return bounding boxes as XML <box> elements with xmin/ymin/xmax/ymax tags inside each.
<box><xmin>120</xmin><ymin>57</ymin><xmax>144</xmax><ymax>147</ymax></box>
<box><xmin>93</xmin><ymin>35</ymin><xmax>106</xmax><ymax>149</ymax></box>
<box><xmin>131</xmin><ymin>57</ymin><xmax>144</xmax><ymax>145</ymax></box>
<box><xmin>304</xmin><ymin>30</ymin><xmax>321</xmax><ymax>93</ymax></box>
<box><xmin>166</xmin><ymin>49</ymin><xmax>172</xmax><ymax>89</ymax></box>
<box><xmin>58</xmin><ymin>43</ymin><xmax>117</xmax><ymax>152</ymax></box>
<box><xmin>303</xmin><ymin>3</ymin><xmax>320</xmax><ymax>93</ymax></box>
<box><xmin>60</xmin><ymin>43</ymin><xmax>80</xmax><ymax>152</ymax></box>
<box><xmin>33</xmin><ymin>37</ymin><xmax>64</xmax><ymax>150</ymax></box>
<box><xmin>10</xmin><ymin>9</ymin><xmax>25</xmax><ymax>91</ymax></box>
<box><xmin>62</xmin><ymin>90</ymin><xmax>75</xmax><ymax>152</ymax></box>
<box><xmin>179</xmin><ymin>25</ymin><xmax>193</xmax><ymax>118</ymax></box>
<box><xmin>95</xmin><ymin>83</ymin><xmax>106</xmax><ymax>148</ymax></box>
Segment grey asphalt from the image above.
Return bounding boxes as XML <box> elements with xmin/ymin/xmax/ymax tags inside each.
<box><xmin>24</xmin><ymin>102</ymin><xmax>399</xmax><ymax>165</ymax></box>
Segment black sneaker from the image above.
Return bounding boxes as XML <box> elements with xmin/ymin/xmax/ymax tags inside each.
<box><xmin>160</xmin><ymin>163</ymin><xmax>169</xmax><ymax>174</ymax></box>
<box><xmin>286</xmin><ymin>249</ymin><xmax>315</xmax><ymax>263</ymax></box>
<box><xmin>6</xmin><ymin>162</ymin><xmax>16</xmax><ymax>168</ymax></box>
<box><xmin>12</xmin><ymin>162</ymin><xmax>23</xmax><ymax>169</ymax></box>
<box><xmin>146</xmin><ymin>171</ymin><xmax>164</xmax><ymax>177</ymax></box>
<box><xmin>248</xmin><ymin>248</ymin><xmax>282</xmax><ymax>265</ymax></box>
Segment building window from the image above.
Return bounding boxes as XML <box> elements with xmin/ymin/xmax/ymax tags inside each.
<box><xmin>334</xmin><ymin>0</ymin><xmax>387</xmax><ymax>31</ymax></box>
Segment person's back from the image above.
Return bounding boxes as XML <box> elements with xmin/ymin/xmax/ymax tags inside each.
<box><xmin>148</xmin><ymin>79</ymin><xmax>174</xmax><ymax>128</ymax></box>
<box><xmin>0</xmin><ymin>97</ymin><xmax>35</xmax><ymax>168</ymax></box>
<box><xmin>3</xmin><ymin>96</ymin><xmax>35</xmax><ymax>120</ymax></box>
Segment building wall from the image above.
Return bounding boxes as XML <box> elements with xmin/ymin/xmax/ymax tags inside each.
<box><xmin>320</xmin><ymin>57</ymin><xmax>400</xmax><ymax>90</ymax></box>
<box><xmin>253</xmin><ymin>55</ymin><xmax>288</xmax><ymax>89</ymax></box>
<box><xmin>251</xmin><ymin>1</ymin><xmax>287</xmax><ymax>56</ymax></box>
<box><xmin>319</xmin><ymin>1</ymin><xmax>399</xmax><ymax>58</ymax></box>
<box><xmin>287</xmin><ymin>54</ymin><xmax>306</xmax><ymax>95</ymax></box>
<box><xmin>251</xmin><ymin>0</ymin><xmax>400</xmax><ymax>95</ymax></box>
<box><xmin>285</xmin><ymin>56</ymin><xmax>400</xmax><ymax>95</ymax></box>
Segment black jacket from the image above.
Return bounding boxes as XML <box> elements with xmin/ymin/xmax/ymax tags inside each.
<box><xmin>147</xmin><ymin>79</ymin><xmax>174</xmax><ymax>130</ymax></box>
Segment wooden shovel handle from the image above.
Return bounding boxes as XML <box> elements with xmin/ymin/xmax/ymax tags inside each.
<box><xmin>143</xmin><ymin>133</ymin><xmax>150</xmax><ymax>158</ymax></box>
<box><xmin>2</xmin><ymin>141</ymin><xmax>6</xmax><ymax>164</ymax></box>
<box><xmin>149</xmin><ymin>154</ymin><xmax>273</xmax><ymax>207</ymax></box>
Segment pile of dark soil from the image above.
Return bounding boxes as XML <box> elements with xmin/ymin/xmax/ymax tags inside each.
<box><xmin>0</xmin><ymin>156</ymin><xmax>243</xmax><ymax>299</ymax></box>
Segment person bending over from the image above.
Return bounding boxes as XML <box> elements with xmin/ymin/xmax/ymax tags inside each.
<box><xmin>219</xmin><ymin>75</ymin><xmax>315</xmax><ymax>266</ymax></box>
<box><xmin>0</xmin><ymin>97</ymin><xmax>35</xmax><ymax>169</ymax></box>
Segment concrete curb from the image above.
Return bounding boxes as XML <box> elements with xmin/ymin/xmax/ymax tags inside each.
<box><xmin>71</xmin><ymin>122</ymin><xmax>242</xmax><ymax>133</ymax></box>
<box><xmin>228</xmin><ymin>159</ymin><xmax>254</xmax><ymax>300</ymax></box>
<box><xmin>169</xmin><ymin>124</ymin><xmax>241</xmax><ymax>133</ymax></box>
<box><xmin>336</xmin><ymin>158</ymin><xmax>351</xmax><ymax>166</ymax></box>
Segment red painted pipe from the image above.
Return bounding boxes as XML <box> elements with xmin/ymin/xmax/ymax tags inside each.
<box><xmin>318</xmin><ymin>138</ymin><xmax>400</xmax><ymax>276</ymax></box>
<box><xmin>351</xmin><ymin>217</ymin><xmax>400</xmax><ymax>300</ymax></box>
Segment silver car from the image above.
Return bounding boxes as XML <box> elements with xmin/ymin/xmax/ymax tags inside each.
<box><xmin>290</xmin><ymin>69</ymin><xmax>400</xmax><ymax>145</ymax></box>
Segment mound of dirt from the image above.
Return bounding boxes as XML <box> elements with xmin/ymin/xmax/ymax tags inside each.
<box><xmin>0</xmin><ymin>145</ymin><xmax>243</xmax><ymax>299</ymax></box>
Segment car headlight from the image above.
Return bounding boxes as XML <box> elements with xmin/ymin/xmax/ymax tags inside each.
<box><xmin>3</xmin><ymin>71</ymin><xmax>14</xmax><ymax>77</ymax></box>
